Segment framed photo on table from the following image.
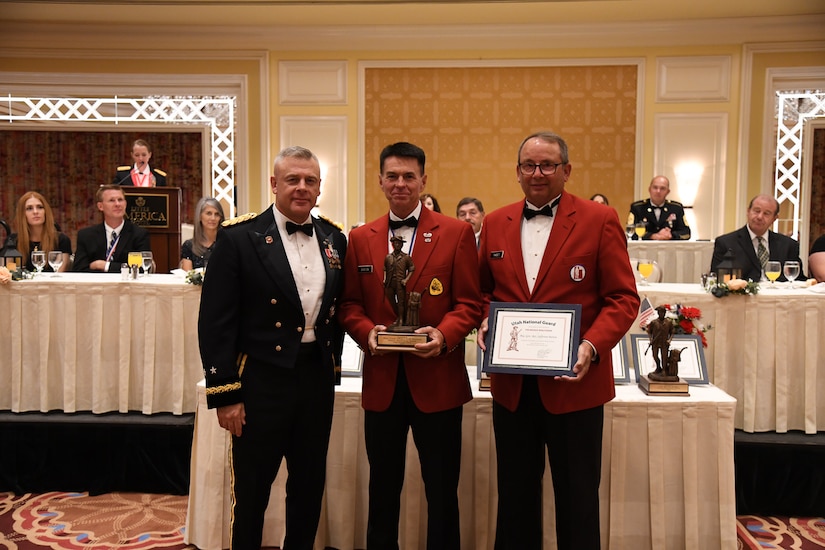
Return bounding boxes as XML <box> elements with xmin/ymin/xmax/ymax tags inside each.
<box><xmin>482</xmin><ymin>302</ymin><xmax>581</xmax><ymax>377</ymax></box>
<box><xmin>340</xmin><ymin>334</ymin><xmax>364</xmax><ymax>377</ymax></box>
<box><xmin>611</xmin><ymin>337</ymin><xmax>632</xmax><ymax>384</ymax></box>
<box><xmin>629</xmin><ymin>333</ymin><xmax>709</xmax><ymax>384</ymax></box>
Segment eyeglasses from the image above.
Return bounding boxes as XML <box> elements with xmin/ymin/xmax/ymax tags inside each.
<box><xmin>518</xmin><ymin>162</ymin><xmax>565</xmax><ymax>176</ymax></box>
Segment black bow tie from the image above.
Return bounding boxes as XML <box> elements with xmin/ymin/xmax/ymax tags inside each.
<box><xmin>286</xmin><ymin>221</ymin><xmax>313</xmax><ymax>236</ymax></box>
<box><xmin>523</xmin><ymin>198</ymin><xmax>560</xmax><ymax>220</ymax></box>
<box><xmin>389</xmin><ymin>217</ymin><xmax>417</xmax><ymax>230</ymax></box>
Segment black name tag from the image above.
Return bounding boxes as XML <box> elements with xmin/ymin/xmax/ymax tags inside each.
<box><xmin>357</xmin><ymin>265</ymin><xmax>373</xmax><ymax>273</ymax></box>
<box><xmin>490</xmin><ymin>251</ymin><xmax>505</xmax><ymax>259</ymax></box>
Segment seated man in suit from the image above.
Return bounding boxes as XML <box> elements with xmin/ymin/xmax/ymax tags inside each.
<box><xmin>113</xmin><ymin>139</ymin><xmax>167</xmax><ymax>187</ymax></box>
<box><xmin>628</xmin><ymin>175</ymin><xmax>691</xmax><ymax>240</ymax></box>
<box><xmin>72</xmin><ymin>184</ymin><xmax>151</xmax><ymax>272</ymax></box>
<box><xmin>710</xmin><ymin>194</ymin><xmax>805</xmax><ymax>282</ymax></box>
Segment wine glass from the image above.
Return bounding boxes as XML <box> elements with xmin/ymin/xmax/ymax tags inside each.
<box><xmin>625</xmin><ymin>224</ymin><xmax>634</xmax><ymax>241</ymax></box>
<box><xmin>47</xmin><ymin>251</ymin><xmax>63</xmax><ymax>276</ymax></box>
<box><xmin>634</xmin><ymin>223</ymin><xmax>646</xmax><ymax>240</ymax></box>
<box><xmin>783</xmin><ymin>260</ymin><xmax>800</xmax><ymax>288</ymax></box>
<box><xmin>141</xmin><ymin>251</ymin><xmax>154</xmax><ymax>277</ymax></box>
<box><xmin>764</xmin><ymin>261</ymin><xmax>781</xmax><ymax>289</ymax></box>
<box><xmin>31</xmin><ymin>251</ymin><xmax>46</xmax><ymax>275</ymax></box>
<box><xmin>637</xmin><ymin>258</ymin><xmax>654</xmax><ymax>286</ymax></box>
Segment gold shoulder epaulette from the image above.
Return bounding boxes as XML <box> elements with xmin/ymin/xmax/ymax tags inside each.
<box><xmin>117</xmin><ymin>166</ymin><xmax>131</xmax><ymax>170</ymax></box>
<box><xmin>222</xmin><ymin>212</ymin><xmax>257</xmax><ymax>227</ymax></box>
<box><xmin>154</xmin><ymin>169</ymin><xmax>167</xmax><ymax>177</ymax></box>
<box><xmin>667</xmin><ymin>199</ymin><xmax>683</xmax><ymax>207</ymax></box>
<box><xmin>631</xmin><ymin>199</ymin><xmax>645</xmax><ymax>206</ymax></box>
<box><xmin>318</xmin><ymin>214</ymin><xmax>344</xmax><ymax>231</ymax></box>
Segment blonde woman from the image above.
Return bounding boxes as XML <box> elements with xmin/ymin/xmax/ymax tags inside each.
<box><xmin>10</xmin><ymin>191</ymin><xmax>72</xmax><ymax>272</ymax></box>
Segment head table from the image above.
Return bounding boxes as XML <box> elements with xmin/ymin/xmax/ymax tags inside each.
<box><xmin>0</xmin><ymin>273</ymin><xmax>203</xmax><ymax>415</ymax></box>
<box><xmin>632</xmin><ymin>281</ymin><xmax>825</xmax><ymax>433</ymax></box>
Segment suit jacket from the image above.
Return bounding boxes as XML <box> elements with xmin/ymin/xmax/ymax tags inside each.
<box><xmin>628</xmin><ymin>198</ymin><xmax>691</xmax><ymax>240</ymax></box>
<box><xmin>479</xmin><ymin>193</ymin><xmax>640</xmax><ymax>414</ymax></box>
<box><xmin>113</xmin><ymin>166</ymin><xmax>167</xmax><ymax>187</ymax></box>
<box><xmin>198</xmin><ymin>207</ymin><xmax>347</xmax><ymax>409</ymax></box>
<box><xmin>339</xmin><ymin>207</ymin><xmax>482</xmax><ymax>413</ymax></box>
<box><xmin>711</xmin><ymin>225</ymin><xmax>805</xmax><ymax>282</ymax></box>
<box><xmin>72</xmin><ymin>220</ymin><xmax>151</xmax><ymax>272</ymax></box>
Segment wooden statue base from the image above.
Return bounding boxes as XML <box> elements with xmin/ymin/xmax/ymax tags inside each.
<box><xmin>376</xmin><ymin>330</ymin><xmax>428</xmax><ymax>351</ymax></box>
<box><xmin>478</xmin><ymin>374</ymin><xmax>491</xmax><ymax>391</ymax></box>
<box><xmin>638</xmin><ymin>374</ymin><xmax>689</xmax><ymax>396</ymax></box>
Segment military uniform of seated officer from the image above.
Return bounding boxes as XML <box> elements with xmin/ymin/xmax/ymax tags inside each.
<box><xmin>113</xmin><ymin>139</ymin><xmax>167</xmax><ymax>187</ymax></box>
<box><xmin>711</xmin><ymin>194</ymin><xmax>805</xmax><ymax>282</ymax></box>
<box><xmin>72</xmin><ymin>184</ymin><xmax>151</xmax><ymax>273</ymax></box>
<box><xmin>628</xmin><ymin>175</ymin><xmax>690</xmax><ymax>240</ymax></box>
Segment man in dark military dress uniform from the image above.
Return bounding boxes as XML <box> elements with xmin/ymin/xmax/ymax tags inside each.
<box><xmin>628</xmin><ymin>175</ymin><xmax>691</xmax><ymax>240</ymax></box>
<box><xmin>198</xmin><ymin>145</ymin><xmax>347</xmax><ymax>550</ymax></box>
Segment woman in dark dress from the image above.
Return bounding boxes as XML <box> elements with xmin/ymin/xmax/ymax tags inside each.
<box><xmin>180</xmin><ymin>197</ymin><xmax>225</xmax><ymax>271</ymax></box>
<box><xmin>9</xmin><ymin>191</ymin><xmax>72</xmax><ymax>272</ymax></box>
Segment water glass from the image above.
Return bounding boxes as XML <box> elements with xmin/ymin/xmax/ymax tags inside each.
<box><xmin>31</xmin><ymin>251</ymin><xmax>46</xmax><ymax>274</ymax></box>
<box><xmin>783</xmin><ymin>261</ymin><xmax>800</xmax><ymax>288</ymax></box>
<box><xmin>47</xmin><ymin>251</ymin><xmax>63</xmax><ymax>276</ymax></box>
<box><xmin>141</xmin><ymin>251</ymin><xmax>154</xmax><ymax>277</ymax></box>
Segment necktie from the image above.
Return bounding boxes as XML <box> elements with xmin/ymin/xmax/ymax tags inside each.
<box><xmin>389</xmin><ymin>217</ymin><xmax>417</xmax><ymax>230</ymax></box>
<box><xmin>106</xmin><ymin>230</ymin><xmax>118</xmax><ymax>258</ymax></box>
<box><xmin>757</xmin><ymin>236</ymin><xmax>769</xmax><ymax>270</ymax></box>
<box><xmin>523</xmin><ymin>197</ymin><xmax>560</xmax><ymax>220</ymax></box>
<box><xmin>286</xmin><ymin>221</ymin><xmax>313</xmax><ymax>236</ymax></box>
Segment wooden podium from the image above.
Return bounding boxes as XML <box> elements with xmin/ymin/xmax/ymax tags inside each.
<box><xmin>122</xmin><ymin>186</ymin><xmax>181</xmax><ymax>274</ymax></box>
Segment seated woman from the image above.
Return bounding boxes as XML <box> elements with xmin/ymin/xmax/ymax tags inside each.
<box><xmin>809</xmin><ymin>233</ymin><xmax>825</xmax><ymax>282</ymax></box>
<box><xmin>180</xmin><ymin>197</ymin><xmax>225</xmax><ymax>271</ymax></box>
<box><xmin>10</xmin><ymin>191</ymin><xmax>72</xmax><ymax>272</ymax></box>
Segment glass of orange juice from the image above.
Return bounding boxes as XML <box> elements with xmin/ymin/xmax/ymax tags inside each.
<box><xmin>637</xmin><ymin>258</ymin><xmax>654</xmax><ymax>285</ymax></box>
<box><xmin>127</xmin><ymin>251</ymin><xmax>142</xmax><ymax>276</ymax></box>
<box><xmin>764</xmin><ymin>261</ymin><xmax>781</xmax><ymax>288</ymax></box>
<box><xmin>634</xmin><ymin>223</ymin><xmax>646</xmax><ymax>240</ymax></box>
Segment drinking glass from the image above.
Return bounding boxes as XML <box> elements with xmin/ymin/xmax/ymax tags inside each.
<box><xmin>783</xmin><ymin>260</ymin><xmax>800</xmax><ymax>288</ymax></box>
<box><xmin>141</xmin><ymin>251</ymin><xmax>154</xmax><ymax>277</ymax></box>
<box><xmin>634</xmin><ymin>223</ymin><xmax>646</xmax><ymax>240</ymax></box>
<box><xmin>127</xmin><ymin>251</ymin><xmax>142</xmax><ymax>270</ymax></box>
<box><xmin>31</xmin><ymin>251</ymin><xmax>46</xmax><ymax>274</ymax></box>
<box><xmin>625</xmin><ymin>224</ymin><xmax>635</xmax><ymax>241</ymax></box>
<box><xmin>637</xmin><ymin>258</ymin><xmax>654</xmax><ymax>286</ymax></box>
<box><xmin>764</xmin><ymin>261</ymin><xmax>781</xmax><ymax>288</ymax></box>
<box><xmin>47</xmin><ymin>251</ymin><xmax>63</xmax><ymax>276</ymax></box>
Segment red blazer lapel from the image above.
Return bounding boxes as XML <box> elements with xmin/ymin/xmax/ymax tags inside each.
<box><xmin>533</xmin><ymin>192</ymin><xmax>574</xmax><ymax>294</ymax></box>
<box><xmin>501</xmin><ymin>202</ymin><xmax>531</xmax><ymax>299</ymax></box>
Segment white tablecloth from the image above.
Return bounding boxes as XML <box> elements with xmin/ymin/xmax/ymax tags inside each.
<box><xmin>185</xmin><ymin>377</ymin><xmax>736</xmax><ymax>550</ymax></box>
<box><xmin>628</xmin><ymin>240</ymin><xmax>714</xmax><ymax>284</ymax></box>
<box><xmin>0</xmin><ymin>273</ymin><xmax>203</xmax><ymax>414</ymax></box>
<box><xmin>635</xmin><ymin>282</ymin><xmax>825</xmax><ymax>433</ymax></box>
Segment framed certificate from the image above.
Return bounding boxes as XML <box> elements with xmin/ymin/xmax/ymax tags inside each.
<box><xmin>340</xmin><ymin>334</ymin><xmax>364</xmax><ymax>377</ymax></box>
<box><xmin>630</xmin><ymin>333</ymin><xmax>709</xmax><ymax>384</ymax></box>
<box><xmin>482</xmin><ymin>302</ymin><xmax>581</xmax><ymax>377</ymax></box>
<box><xmin>611</xmin><ymin>337</ymin><xmax>632</xmax><ymax>384</ymax></box>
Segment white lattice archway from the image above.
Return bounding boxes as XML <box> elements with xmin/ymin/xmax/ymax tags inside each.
<box><xmin>774</xmin><ymin>91</ymin><xmax>825</xmax><ymax>239</ymax></box>
<box><xmin>0</xmin><ymin>95</ymin><xmax>236</xmax><ymax>217</ymax></box>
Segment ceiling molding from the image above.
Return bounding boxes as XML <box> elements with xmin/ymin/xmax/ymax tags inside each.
<box><xmin>1</xmin><ymin>15</ymin><xmax>824</xmax><ymax>53</ymax></box>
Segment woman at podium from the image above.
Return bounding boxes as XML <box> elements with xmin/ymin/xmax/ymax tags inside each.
<box><xmin>113</xmin><ymin>139</ymin><xmax>167</xmax><ymax>187</ymax></box>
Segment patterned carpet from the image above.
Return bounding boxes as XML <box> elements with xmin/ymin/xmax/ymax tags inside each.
<box><xmin>0</xmin><ymin>492</ymin><xmax>195</xmax><ymax>549</ymax></box>
<box><xmin>2</xmin><ymin>492</ymin><xmax>824</xmax><ymax>549</ymax></box>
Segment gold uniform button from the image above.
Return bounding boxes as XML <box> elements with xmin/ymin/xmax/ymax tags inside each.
<box><xmin>270</xmin><ymin>299</ymin><xmax>277</xmax><ymax>305</ymax></box>
<box><xmin>275</xmin><ymin>321</ymin><xmax>282</xmax><ymax>328</ymax></box>
<box><xmin>275</xmin><ymin>345</ymin><xmax>282</xmax><ymax>352</ymax></box>
<box><xmin>297</xmin><ymin>327</ymin><xmax>303</xmax><ymax>333</ymax></box>
<box><xmin>325</xmin><ymin>319</ymin><xmax>330</xmax><ymax>324</ymax></box>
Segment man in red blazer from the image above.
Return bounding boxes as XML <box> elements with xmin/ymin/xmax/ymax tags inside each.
<box><xmin>477</xmin><ymin>132</ymin><xmax>639</xmax><ymax>550</ymax></box>
<box><xmin>339</xmin><ymin>142</ymin><xmax>482</xmax><ymax>550</ymax></box>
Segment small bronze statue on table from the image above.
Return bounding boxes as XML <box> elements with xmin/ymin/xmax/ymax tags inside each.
<box><xmin>376</xmin><ymin>235</ymin><xmax>427</xmax><ymax>350</ymax></box>
<box><xmin>639</xmin><ymin>305</ymin><xmax>689</xmax><ymax>395</ymax></box>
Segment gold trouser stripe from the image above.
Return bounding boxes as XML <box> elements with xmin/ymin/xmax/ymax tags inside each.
<box><xmin>237</xmin><ymin>352</ymin><xmax>248</xmax><ymax>378</ymax></box>
<box><xmin>228</xmin><ymin>436</ymin><xmax>236</xmax><ymax>545</ymax></box>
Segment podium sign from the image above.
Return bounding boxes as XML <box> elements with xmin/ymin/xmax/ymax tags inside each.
<box><xmin>125</xmin><ymin>194</ymin><xmax>170</xmax><ymax>228</ymax></box>
<box><xmin>122</xmin><ymin>186</ymin><xmax>181</xmax><ymax>274</ymax></box>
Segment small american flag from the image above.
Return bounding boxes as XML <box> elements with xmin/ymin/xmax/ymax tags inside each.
<box><xmin>638</xmin><ymin>297</ymin><xmax>656</xmax><ymax>329</ymax></box>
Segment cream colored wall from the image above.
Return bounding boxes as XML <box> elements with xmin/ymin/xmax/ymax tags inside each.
<box><xmin>2</xmin><ymin>42</ymin><xmax>822</xmax><ymax>232</ymax></box>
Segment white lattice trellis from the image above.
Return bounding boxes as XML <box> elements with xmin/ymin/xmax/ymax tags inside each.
<box><xmin>774</xmin><ymin>91</ymin><xmax>825</xmax><ymax>238</ymax></box>
<box><xmin>0</xmin><ymin>95</ymin><xmax>236</xmax><ymax>217</ymax></box>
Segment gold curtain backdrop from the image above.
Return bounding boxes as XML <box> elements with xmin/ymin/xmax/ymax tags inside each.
<box><xmin>0</xmin><ymin>130</ymin><xmax>203</xmax><ymax>250</ymax></box>
<box><xmin>364</xmin><ymin>65</ymin><xmax>638</xmax><ymax>220</ymax></box>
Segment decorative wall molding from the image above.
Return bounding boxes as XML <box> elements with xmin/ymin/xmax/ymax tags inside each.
<box><xmin>280</xmin><ymin>116</ymin><xmax>348</xmax><ymax>228</ymax></box>
<box><xmin>279</xmin><ymin>61</ymin><xmax>347</xmax><ymax>105</ymax></box>
<box><xmin>656</xmin><ymin>56</ymin><xmax>731</xmax><ymax>103</ymax></box>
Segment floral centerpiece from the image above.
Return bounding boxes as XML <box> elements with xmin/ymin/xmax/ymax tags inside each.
<box><xmin>662</xmin><ymin>303</ymin><xmax>712</xmax><ymax>347</ymax></box>
<box><xmin>709</xmin><ymin>278</ymin><xmax>759</xmax><ymax>298</ymax></box>
<box><xmin>185</xmin><ymin>269</ymin><xmax>204</xmax><ymax>286</ymax></box>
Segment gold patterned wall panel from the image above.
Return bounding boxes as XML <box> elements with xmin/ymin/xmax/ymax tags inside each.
<box><xmin>364</xmin><ymin>65</ymin><xmax>637</xmax><ymax>221</ymax></box>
